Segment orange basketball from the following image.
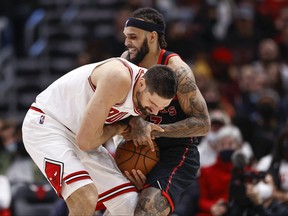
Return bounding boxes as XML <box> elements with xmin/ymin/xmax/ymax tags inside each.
<box><xmin>115</xmin><ymin>139</ymin><xmax>160</xmax><ymax>175</ymax></box>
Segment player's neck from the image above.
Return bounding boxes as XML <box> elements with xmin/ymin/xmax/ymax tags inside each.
<box><xmin>139</xmin><ymin>47</ymin><xmax>162</xmax><ymax>69</ymax></box>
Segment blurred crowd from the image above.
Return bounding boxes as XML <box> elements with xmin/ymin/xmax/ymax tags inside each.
<box><xmin>1</xmin><ymin>0</ymin><xmax>288</xmax><ymax>215</ymax></box>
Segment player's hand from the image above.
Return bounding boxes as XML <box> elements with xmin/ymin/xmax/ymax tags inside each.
<box><xmin>124</xmin><ymin>169</ymin><xmax>146</xmax><ymax>190</ymax></box>
<box><xmin>112</xmin><ymin>122</ymin><xmax>129</xmax><ymax>135</ymax></box>
<box><xmin>123</xmin><ymin>117</ymin><xmax>164</xmax><ymax>151</ymax></box>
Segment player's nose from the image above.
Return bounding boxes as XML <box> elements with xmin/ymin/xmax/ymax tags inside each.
<box><xmin>151</xmin><ymin>107</ymin><xmax>160</xmax><ymax>115</ymax></box>
<box><xmin>124</xmin><ymin>38</ymin><xmax>130</xmax><ymax>47</ymax></box>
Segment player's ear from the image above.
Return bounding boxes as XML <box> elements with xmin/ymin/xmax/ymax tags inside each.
<box><xmin>139</xmin><ymin>78</ymin><xmax>146</xmax><ymax>90</ymax></box>
<box><xmin>149</xmin><ymin>31</ymin><xmax>158</xmax><ymax>43</ymax></box>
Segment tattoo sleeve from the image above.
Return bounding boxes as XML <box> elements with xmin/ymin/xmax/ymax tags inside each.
<box><xmin>153</xmin><ymin>66</ymin><xmax>210</xmax><ymax>138</ymax></box>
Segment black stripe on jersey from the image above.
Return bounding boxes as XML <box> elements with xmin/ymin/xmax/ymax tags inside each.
<box><xmin>160</xmin><ymin>50</ymin><xmax>176</xmax><ymax>65</ymax></box>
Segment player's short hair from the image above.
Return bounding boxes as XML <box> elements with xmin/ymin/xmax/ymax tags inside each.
<box><xmin>144</xmin><ymin>65</ymin><xmax>177</xmax><ymax>99</ymax></box>
<box><xmin>131</xmin><ymin>7</ymin><xmax>167</xmax><ymax>49</ymax></box>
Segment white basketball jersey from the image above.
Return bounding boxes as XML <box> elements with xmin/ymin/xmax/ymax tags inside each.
<box><xmin>35</xmin><ymin>57</ymin><xmax>146</xmax><ymax>135</ymax></box>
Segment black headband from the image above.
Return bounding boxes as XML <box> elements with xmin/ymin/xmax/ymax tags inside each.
<box><xmin>125</xmin><ymin>18</ymin><xmax>165</xmax><ymax>34</ymax></box>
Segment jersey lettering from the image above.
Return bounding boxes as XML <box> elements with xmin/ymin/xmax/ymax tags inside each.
<box><xmin>106</xmin><ymin>107</ymin><xmax>128</xmax><ymax>123</ymax></box>
<box><xmin>149</xmin><ymin>116</ymin><xmax>162</xmax><ymax>124</ymax></box>
<box><xmin>167</xmin><ymin>106</ymin><xmax>177</xmax><ymax>116</ymax></box>
<box><xmin>159</xmin><ymin>106</ymin><xmax>177</xmax><ymax>116</ymax></box>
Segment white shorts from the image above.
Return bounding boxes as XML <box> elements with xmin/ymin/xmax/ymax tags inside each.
<box><xmin>22</xmin><ymin>105</ymin><xmax>138</xmax><ymax>211</ymax></box>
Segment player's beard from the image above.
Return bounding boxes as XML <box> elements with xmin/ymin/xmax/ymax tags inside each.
<box><xmin>136</xmin><ymin>91</ymin><xmax>151</xmax><ymax>116</ymax></box>
<box><xmin>128</xmin><ymin>38</ymin><xmax>149</xmax><ymax>65</ymax></box>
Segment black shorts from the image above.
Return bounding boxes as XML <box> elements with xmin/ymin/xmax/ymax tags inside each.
<box><xmin>145</xmin><ymin>144</ymin><xmax>200</xmax><ymax>212</ymax></box>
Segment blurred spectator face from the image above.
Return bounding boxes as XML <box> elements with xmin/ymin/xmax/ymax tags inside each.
<box><xmin>215</xmin><ymin>125</ymin><xmax>243</xmax><ymax>162</ymax></box>
<box><xmin>275</xmin><ymin>7</ymin><xmax>288</xmax><ymax>31</ymax></box>
<box><xmin>258</xmin><ymin>39</ymin><xmax>279</xmax><ymax>62</ymax></box>
<box><xmin>202</xmin><ymin>80</ymin><xmax>221</xmax><ymax>110</ymax></box>
<box><xmin>238</xmin><ymin>65</ymin><xmax>256</xmax><ymax>93</ymax></box>
<box><xmin>250</xmin><ymin>72</ymin><xmax>268</xmax><ymax>93</ymax></box>
<box><xmin>256</xmin><ymin>89</ymin><xmax>279</xmax><ymax>120</ymax></box>
<box><xmin>210</xmin><ymin>109</ymin><xmax>231</xmax><ymax>132</ymax></box>
<box><xmin>206</xmin><ymin>110</ymin><xmax>231</xmax><ymax>150</ymax></box>
<box><xmin>234</xmin><ymin>4</ymin><xmax>255</xmax><ymax>36</ymax></box>
<box><xmin>123</xmin><ymin>27</ymin><xmax>150</xmax><ymax>65</ymax></box>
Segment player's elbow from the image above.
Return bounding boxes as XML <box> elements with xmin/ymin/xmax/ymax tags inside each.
<box><xmin>203</xmin><ymin>116</ymin><xmax>211</xmax><ymax>134</ymax></box>
<box><xmin>76</xmin><ymin>134</ymin><xmax>92</xmax><ymax>151</ymax></box>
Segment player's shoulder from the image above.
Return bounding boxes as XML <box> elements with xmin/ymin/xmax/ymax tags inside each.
<box><xmin>167</xmin><ymin>55</ymin><xmax>190</xmax><ymax>71</ymax></box>
<box><xmin>93</xmin><ymin>58</ymin><xmax>132</xmax><ymax>85</ymax></box>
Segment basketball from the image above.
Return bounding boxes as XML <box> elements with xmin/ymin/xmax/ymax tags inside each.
<box><xmin>115</xmin><ymin>139</ymin><xmax>160</xmax><ymax>175</ymax></box>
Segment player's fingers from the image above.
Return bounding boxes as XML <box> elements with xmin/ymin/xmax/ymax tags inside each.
<box><xmin>131</xmin><ymin>169</ymin><xmax>141</xmax><ymax>182</ymax></box>
<box><xmin>132</xmin><ymin>139</ymin><xmax>139</xmax><ymax>147</ymax></box>
<box><xmin>151</xmin><ymin>124</ymin><xmax>164</xmax><ymax>132</ymax></box>
<box><xmin>124</xmin><ymin>171</ymin><xmax>139</xmax><ymax>188</ymax></box>
<box><xmin>131</xmin><ymin>169</ymin><xmax>145</xmax><ymax>190</ymax></box>
<box><xmin>146</xmin><ymin>139</ymin><xmax>155</xmax><ymax>152</ymax></box>
<box><xmin>136</xmin><ymin>170</ymin><xmax>147</xmax><ymax>183</ymax></box>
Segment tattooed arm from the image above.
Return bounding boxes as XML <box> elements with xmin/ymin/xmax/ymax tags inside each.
<box><xmin>123</xmin><ymin>56</ymin><xmax>210</xmax><ymax>145</ymax></box>
<box><xmin>152</xmin><ymin>56</ymin><xmax>210</xmax><ymax>138</ymax></box>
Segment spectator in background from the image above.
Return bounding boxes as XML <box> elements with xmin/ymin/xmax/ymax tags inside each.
<box><xmin>209</xmin><ymin>46</ymin><xmax>239</xmax><ymax>108</ymax></box>
<box><xmin>201</xmin><ymin>79</ymin><xmax>235</xmax><ymax>117</ymax></box>
<box><xmin>276</xmin><ymin>24</ymin><xmax>288</xmax><ymax>66</ymax></box>
<box><xmin>197</xmin><ymin>125</ymin><xmax>244</xmax><ymax>216</ymax></box>
<box><xmin>191</xmin><ymin>52</ymin><xmax>213</xmax><ymax>93</ymax></box>
<box><xmin>245</xmin><ymin>174</ymin><xmax>288</xmax><ymax>216</ymax></box>
<box><xmin>223</xmin><ymin>2</ymin><xmax>265</xmax><ymax>65</ymax></box>
<box><xmin>0</xmin><ymin>120</ymin><xmax>18</xmax><ymax>175</ymax></box>
<box><xmin>198</xmin><ymin>109</ymin><xmax>231</xmax><ymax>168</ymax></box>
<box><xmin>253</xmin><ymin>38</ymin><xmax>288</xmax><ymax>98</ymax></box>
<box><xmin>256</xmin><ymin>125</ymin><xmax>288</xmax><ymax>204</ymax></box>
<box><xmin>245</xmin><ymin>88</ymin><xmax>283</xmax><ymax>161</ymax></box>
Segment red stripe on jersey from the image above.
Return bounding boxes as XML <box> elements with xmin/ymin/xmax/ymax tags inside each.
<box><xmin>132</xmin><ymin>69</ymin><xmax>145</xmax><ymax>115</ymax></box>
<box><xmin>157</xmin><ymin>49</ymin><xmax>166</xmax><ymax>64</ymax></box>
<box><xmin>96</xmin><ymin>182</ymin><xmax>138</xmax><ymax>207</ymax></box>
<box><xmin>63</xmin><ymin>170</ymin><xmax>91</xmax><ymax>185</ymax></box>
<box><xmin>30</xmin><ymin>106</ymin><xmax>45</xmax><ymax>114</ymax></box>
<box><xmin>161</xmin><ymin>190</ymin><xmax>175</xmax><ymax>212</ymax></box>
<box><xmin>165</xmin><ymin>147</ymin><xmax>189</xmax><ymax>193</ymax></box>
<box><xmin>118</xmin><ymin>58</ymin><xmax>133</xmax><ymax>79</ymax></box>
<box><xmin>163</xmin><ymin>53</ymin><xmax>178</xmax><ymax>65</ymax></box>
<box><xmin>157</xmin><ymin>49</ymin><xmax>178</xmax><ymax>65</ymax></box>
<box><xmin>88</xmin><ymin>76</ymin><xmax>96</xmax><ymax>91</ymax></box>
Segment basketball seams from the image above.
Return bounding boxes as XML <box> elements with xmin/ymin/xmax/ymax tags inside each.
<box><xmin>115</xmin><ymin>140</ymin><xmax>160</xmax><ymax>175</ymax></box>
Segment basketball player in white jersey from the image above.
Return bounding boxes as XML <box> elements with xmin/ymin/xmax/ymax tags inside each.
<box><xmin>22</xmin><ymin>57</ymin><xmax>177</xmax><ymax>215</ymax></box>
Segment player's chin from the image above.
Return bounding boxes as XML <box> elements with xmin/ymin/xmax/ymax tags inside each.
<box><xmin>128</xmin><ymin>51</ymin><xmax>137</xmax><ymax>59</ymax></box>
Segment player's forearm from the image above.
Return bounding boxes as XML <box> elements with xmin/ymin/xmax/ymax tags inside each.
<box><xmin>152</xmin><ymin>116</ymin><xmax>210</xmax><ymax>138</ymax></box>
<box><xmin>93</xmin><ymin>124</ymin><xmax>126</xmax><ymax>148</ymax></box>
<box><xmin>78</xmin><ymin>124</ymin><xmax>125</xmax><ymax>151</ymax></box>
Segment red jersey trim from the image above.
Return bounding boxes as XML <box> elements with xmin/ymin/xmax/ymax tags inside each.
<box><xmin>157</xmin><ymin>49</ymin><xmax>166</xmax><ymax>64</ymax></box>
<box><xmin>162</xmin><ymin>190</ymin><xmax>175</xmax><ymax>212</ymax></box>
<box><xmin>63</xmin><ymin>170</ymin><xmax>91</xmax><ymax>185</ymax></box>
<box><xmin>88</xmin><ymin>76</ymin><xmax>96</xmax><ymax>91</ymax></box>
<box><xmin>140</xmin><ymin>183</ymin><xmax>175</xmax><ymax>212</ymax></box>
<box><xmin>96</xmin><ymin>182</ymin><xmax>138</xmax><ymax>210</ymax></box>
<box><xmin>157</xmin><ymin>49</ymin><xmax>178</xmax><ymax>65</ymax></box>
<box><xmin>165</xmin><ymin>147</ymin><xmax>189</xmax><ymax>194</ymax></box>
<box><xmin>30</xmin><ymin>106</ymin><xmax>45</xmax><ymax>114</ymax></box>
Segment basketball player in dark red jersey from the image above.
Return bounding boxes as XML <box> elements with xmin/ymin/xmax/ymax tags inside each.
<box><xmin>121</xmin><ymin>7</ymin><xmax>210</xmax><ymax>216</ymax></box>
